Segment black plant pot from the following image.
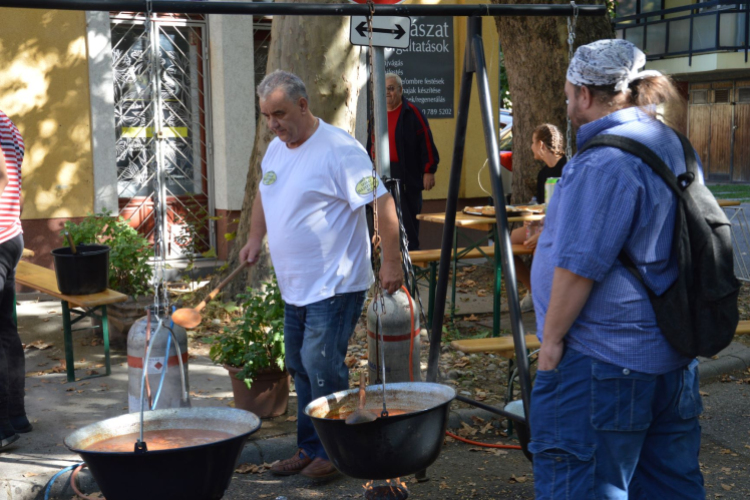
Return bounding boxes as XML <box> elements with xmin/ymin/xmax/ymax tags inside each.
<box><xmin>52</xmin><ymin>244</ymin><xmax>110</xmax><ymax>295</ymax></box>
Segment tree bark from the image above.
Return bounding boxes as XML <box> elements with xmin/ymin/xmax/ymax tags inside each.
<box><xmin>221</xmin><ymin>0</ymin><xmax>363</xmax><ymax>298</ymax></box>
<box><xmin>492</xmin><ymin>0</ymin><xmax>613</xmax><ymax>203</ymax></box>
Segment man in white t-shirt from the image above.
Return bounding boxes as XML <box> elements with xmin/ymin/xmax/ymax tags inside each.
<box><xmin>239</xmin><ymin>70</ymin><xmax>403</xmax><ymax>480</ymax></box>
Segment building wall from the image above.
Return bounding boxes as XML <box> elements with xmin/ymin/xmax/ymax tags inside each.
<box><xmin>0</xmin><ymin>9</ymin><xmax>96</xmax><ymax>264</ymax></box>
<box><xmin>0</xmin><ymin>9</ymin><xmax>95</xmax><ymax>220</ymax></box>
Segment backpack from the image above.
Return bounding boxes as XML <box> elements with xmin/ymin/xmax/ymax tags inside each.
<box><xmin>578</xmin><ymin>131</ymin><xmax>740</xmax><ymax>359</ymax></box>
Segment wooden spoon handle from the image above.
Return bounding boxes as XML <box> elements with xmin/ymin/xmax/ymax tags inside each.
<box><xmin>194</xmin><ymin>262</ymin><xmax>249</xmax><ymax>313</ymax></box>
<box><xmin>65</xmin><ymin>231</ymin><xmax>77</xmax><ymax>254</ymax></box>
<box><xmin>358</xmin><ymin>371</ymin><xmax>367</xmax><ymax>410</ymax></box>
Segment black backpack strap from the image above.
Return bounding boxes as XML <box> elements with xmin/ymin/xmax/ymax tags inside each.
<box><xmin>576</xmin><ymin>132</ymin><xmax>695</xmax><ymax>285</ymax></box>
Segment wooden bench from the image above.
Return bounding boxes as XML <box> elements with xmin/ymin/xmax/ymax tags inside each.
<box><xmin>736</xmin><ymin>320</ymin><xmax>750</xmax><ymax>335</ymax></box>
<box><xmin>450</xmin><ymin>335</ymin><xmax>541</xmax><ymax>359</ymax></box>
<box><xmin>409</xmin><ymin>245</ymin><xmax>534</xmax><ymax>329</ymax></box>
<box><xmin>15</xmin><ymin>261</ymin><xmax>128</xmax><ymax>382</ymax></box>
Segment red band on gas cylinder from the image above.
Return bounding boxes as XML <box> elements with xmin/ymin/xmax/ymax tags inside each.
<box><xmin>366</xmin><ymin>329</ymin><xmax>419</xmax><ymax>342</ymax></box>
<box><xmin>127</xmin><ymin>352</ymin><xmax>189</xmax><ymax>369</ymax></box>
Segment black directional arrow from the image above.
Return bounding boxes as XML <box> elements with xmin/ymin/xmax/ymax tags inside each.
<box><xmin>356</xmin><ymin>21</ymin><xmax>407</xmax><ymax>40</ymax></box>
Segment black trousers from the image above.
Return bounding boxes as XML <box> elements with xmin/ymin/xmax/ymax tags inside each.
<box><xmin>366</xmin><ymin>181</ymin><xmax>423</xmax><ymax>252</ymax></box>
<box><xmin>0</xmin><ymin>234</ymin><xmax>24</xmax><ymax>431</ymax></box>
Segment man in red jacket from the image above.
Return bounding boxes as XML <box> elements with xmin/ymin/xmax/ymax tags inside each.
<box><xmin>367</xmin><ymin>73</ymin><xmax>440</xmax><ymax>250</ymax></box>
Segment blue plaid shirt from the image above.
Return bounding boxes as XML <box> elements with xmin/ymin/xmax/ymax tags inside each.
<box><xmin>531</xmin><ymin>107</ymin><xmax>698</xmax><ymax>374</ymax></box>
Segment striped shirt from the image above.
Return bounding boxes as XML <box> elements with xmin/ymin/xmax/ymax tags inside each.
<box><xmin>531</xmin><ymin>107</ymin><xmax>696</xmax><ymax>375</ymax></box>
<box><xmin>0</xmin><ymin>110</ymin><xmax>24</xmax><ymax>245</ymax></box>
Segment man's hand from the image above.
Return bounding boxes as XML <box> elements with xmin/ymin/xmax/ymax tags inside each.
<box><xmin>239</xmin><ymin>238</ymin><xmax>262</xmax><ymax>266</ymax></box>
<box><xmin>423</xmin><ymin>173</ymin><xmax>435</xmax><ymax>191</ymax></box>
<box><xmin>379</xmin><ymin>259</ymin><xmax>403</xmax><ymax>295</ymax></box>
<box><xmin>538</xmin><ymin>339</ymin><xmax>564</xmax><ymax>371</ymax></box>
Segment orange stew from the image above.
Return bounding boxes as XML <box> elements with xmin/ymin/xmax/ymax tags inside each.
<box><xmin>324</xmin><ymin>408</ymin><xmax>412</xmax><ymax>420</ymax></box>
<box><xmin>85</xmin><ymin>429</ymin><xmax>234</xmax><ymax>452</ymax></box>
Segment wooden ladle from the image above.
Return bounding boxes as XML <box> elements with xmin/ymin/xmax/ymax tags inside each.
<box><xmin>171</xmin><ymin>262</ymin><xmax>249</xmax><ymax>329</ymax></box>
<box><xmin>346</xmin><ymin>372</ymin><xmax>377</xmax><ymax>425</ymax></box>
<box><xmin>65</xmin><ymin>231</ymin><xmax>77</xmax><ymax>254</ymax></box>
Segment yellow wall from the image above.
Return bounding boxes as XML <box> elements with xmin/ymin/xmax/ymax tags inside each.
<box><xmin>408</xmin><ymin>0</ymin><xmax>500</xmax><ymax>201</ymax></box>
<box><xmin>0</xmin><ymin>9</ymin><xmax>94</xmax><ymax>219</ymax></box>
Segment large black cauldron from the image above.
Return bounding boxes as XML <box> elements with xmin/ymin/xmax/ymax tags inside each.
<box><xmin>64</xmin><ymin>407</ymin><xmax>260</xmax><ymax>500</ymax></box>
<box><xmin>306</xmin><ymin>382</ymin><xmax>455</xmax><ymax>480</ymax></box>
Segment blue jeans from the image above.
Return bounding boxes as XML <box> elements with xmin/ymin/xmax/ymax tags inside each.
<box><xmin>530</xmin><ymin>347</ymin><xmax>704</xmax><ymax>500</ymax></box>
<box><xmin>284</xmin><ymin>291</ymin><xmax>366</xmax><ymax>460</ymax></box>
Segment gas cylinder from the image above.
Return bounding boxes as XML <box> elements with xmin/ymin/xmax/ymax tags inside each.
<box><xmin>367</xmin><ymin>289</ymin><xmax>421</xmax><ymax>384</ymax></box>
<box><xmin>127</xmin><ymin>305</ymin><xmax>191</xmax><ymax>412</ymax></box>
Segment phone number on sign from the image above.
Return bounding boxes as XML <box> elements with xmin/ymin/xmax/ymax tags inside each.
<box><xmin>423</xmin><ymin>108</ymin><xmax>453</xmax><ymax>116</ymax></box>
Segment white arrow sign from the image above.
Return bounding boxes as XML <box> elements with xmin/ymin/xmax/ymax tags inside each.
<box><xmin>350</xmin><ymin>16</ymin><xmax>411</xmax><ymax>49</ymax></box>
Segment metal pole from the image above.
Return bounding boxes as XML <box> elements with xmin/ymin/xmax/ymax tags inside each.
<box><xmin>472</xmin><ymin>32</ymin><xmax>531</xmax><ymax>419</ymax></box>
<box><xmin>0</xmin><ymin>0</ymin><xmax>607</xmax><ymax>17</ymax></box>
<box><xmin>425</xmin><ymin>18</ymin><xmax>476</xmax><ymax>383</ymax></box>
<box><xmin>372</xmin><ymin>47</ymin><xmax>391</xmax><ymax>180</ymax></box>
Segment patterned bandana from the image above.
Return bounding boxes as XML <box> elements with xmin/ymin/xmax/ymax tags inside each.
<box><xmin>566</xmin><ymin>39</ymin><xmax>662</xmax><ymax>93</ymax></box>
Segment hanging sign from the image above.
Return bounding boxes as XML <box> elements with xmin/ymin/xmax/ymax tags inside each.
<box><xmin>350</xmin><ymin>16</ymin><xmax>411</xmax><ymax>49</ymax></box>
<box><xmin>385</xmin><ymin>16</ymin><xmax>455</xmax><ymax>118</ymax></box>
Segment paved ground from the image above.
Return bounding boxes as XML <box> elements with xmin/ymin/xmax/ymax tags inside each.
<box><xmin>3</xmin><ymin>294</ymin><xmax>750</xmax><ymax>499</ymax></box>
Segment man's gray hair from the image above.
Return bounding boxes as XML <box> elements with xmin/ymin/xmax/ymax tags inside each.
<box><xmin>257</xmin><ymin>70</ymin><xmax>309</xmax><ymax>102</ymax></box>
<box><xmin>385</xmin><ymin>73</ymin><xmax>402</xmax><ymax>88</ymax></box>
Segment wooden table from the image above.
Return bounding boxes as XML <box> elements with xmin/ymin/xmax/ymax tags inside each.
<box><xmin>417</xmin><ymin>211</ymin><xmax>544</xmax><ymax>336</ymax></box>
<box><xmin>718</xmin><ymin>199</ymin><xmax>741</xmax><ymax>207</ymax></box>
<box><xmin>15</xmin><ymin>261</ymin><xmax>128</xmax><ymax>382</ymax></box>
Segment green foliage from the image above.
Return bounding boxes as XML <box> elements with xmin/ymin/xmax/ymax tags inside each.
<box><xmin>62</xmin><ymin>211</ymin><xmax>153</xmax><ymax>298</ymax></box>
<box><xmin>209</xmin><ymin>272</ymin><xmax>285</xmax><ymax>390</ymax></box>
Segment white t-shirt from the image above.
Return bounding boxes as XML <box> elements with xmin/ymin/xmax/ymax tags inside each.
<box><xmin>259</xmin><ymin>120</ymin><xmax>388</xmax><ymax>307</ymax></box>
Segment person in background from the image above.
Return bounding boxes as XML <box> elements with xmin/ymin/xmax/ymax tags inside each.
<box><xmin>0</xmin><ymin>109</ymin><xmax>28</xmax><ymax>451</ymax></box>
<box><xmin>367</xmin><ymin>73</ymin><xmax>439</xmax><ymax>251</ymax></box>
<box><xmin>507</xmin><ymin>123</ymin><xmax>567</xmax><ymax>313</ymax></box>
<box><xmin>530</xmin><ymin>39</ymin><xmax>704</xmax><ymax>499</ymax></box>
<box><xmin>239</xmin><ymin>70</ymin><xmax>402</xmax><ymax>480</ymax></box>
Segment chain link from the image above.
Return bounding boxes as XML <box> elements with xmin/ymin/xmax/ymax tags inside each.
<box><xmin>367</xmin><ymin>0</ymin><xmax>386</xmax><ymax>321</ymax></box>
<box><xmin>565</xmin><ymin>1</ymin><xmax>578</xmax><ymax>159</ymax></box>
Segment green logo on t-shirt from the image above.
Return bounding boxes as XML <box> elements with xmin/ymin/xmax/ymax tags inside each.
<box><xmin>355</xmin><ymin>176</ymin><xmax>379</xmax><ymax>195</ymax></box>
<box><xmin>262</xmin><ymin>171</ymin><xmax>277</xmax><ymax>185</ymax></box>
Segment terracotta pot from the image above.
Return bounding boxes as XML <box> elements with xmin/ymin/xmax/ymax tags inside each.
<box><xmin>224</xmin><ymin>365</ymin><xmax>290</xmax><ymax>418</ymax></box>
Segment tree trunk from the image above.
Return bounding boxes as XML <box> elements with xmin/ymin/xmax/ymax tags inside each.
<box><xmin>222</xmin><ymin>0</ymin><xmax>363</xmax><ymax>298</ymax></box>
<box><xmin>492</xmin><ymin>1</ymin><xmax>613</xmax><ymax>203</ymax></box>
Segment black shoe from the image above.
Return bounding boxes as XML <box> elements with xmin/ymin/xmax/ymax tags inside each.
<box><xmin>10</xmin><ymin>415</ymin><xmax>32</xmax><ymax>434</ymax></box>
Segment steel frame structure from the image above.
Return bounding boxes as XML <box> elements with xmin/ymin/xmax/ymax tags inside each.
<box><xmin>2</xmin><ymin>0</ymin><xmax>608</xmax><ymax>460</ymax></box>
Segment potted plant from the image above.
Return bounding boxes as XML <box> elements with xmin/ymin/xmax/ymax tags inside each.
<box><xmin>62</xmin><ymin>210</ymin><xmax>154</xmax><ymax>344</ymax></box>
<box><xmin>209</xmin><ymin>272</ymin><xmax>289</xmax><ymax>418</ymax></box>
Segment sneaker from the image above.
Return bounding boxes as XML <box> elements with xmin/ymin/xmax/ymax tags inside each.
<box><xmin>270</xmin><ymin>449</ymin><xmax>312</xmax><ymax>476</ymax></box>
<box><xmin>0</xmin><ymin>433</ymin><xmax>19</xmax><ymax>452</ymax></box>
<box><xmin>520</xmin><ymin>293</ymin><xmax>534</xmax><ymax>313</ymax></box>
<box><xmin>300</xmin><ymin>457</ymin><xmax>339</xmax><ymax>479</ymax></box>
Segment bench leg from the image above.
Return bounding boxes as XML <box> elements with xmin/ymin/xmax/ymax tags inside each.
<box><xmin>427</xmin><ymin>262</ymin><xmax>437</xmax><ymax>329</ymax></box>
<box><xmin>493</xmin><ymin>226</ymin><xmax>503</xmax><ymax>337</ymax></box>
<box><xmin>61</xmin><ymin>301</ymin><xmax>76</xmax><ymax>383</ymax></box>
<box><xmin>101</xmin><ymin>306</ymin><xmax>111</xmax><ymax>376</ymax></box>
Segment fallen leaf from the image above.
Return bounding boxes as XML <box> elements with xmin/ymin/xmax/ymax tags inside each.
<box><xmin>286</xmin><ymin>416</ymin><xmax>297</xmax><ymax>422</ymax></box>
<box><xmin>465</xmin><ymin>314</ymin><xmax>479</xmax><ymax>322</ymax></box>
<box><xmin>700</xmin><ymin>391</ymin><xmax>710</xmax><ymax>397</ymax></box>
<box><xmin>22</xmin><ymin>472</ymin><xmax>39</xmax><ymax>477</ymax></box>
<box><xmin>345</xmin><ymin>356</ymin><xmax>357</xmax><ymax>368</ymax></box>
<box><xmin>721</xmin><ymin>484</ymin><xmax>732</xmax><ymax>491</ymax></box>
<box><xmin>235</xmin><ymin>463</ymin><xmax>259</xmax><ymax>474</ymax></box>
<box><xmin>476</xmin><ymin>289</ymin><xmax>488</xmax><ymax>297</ymax></box>
<box><xmin>27</xmin><ymin>340</ymin><xmax>53</xmax><ymax>350</ymax></box>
